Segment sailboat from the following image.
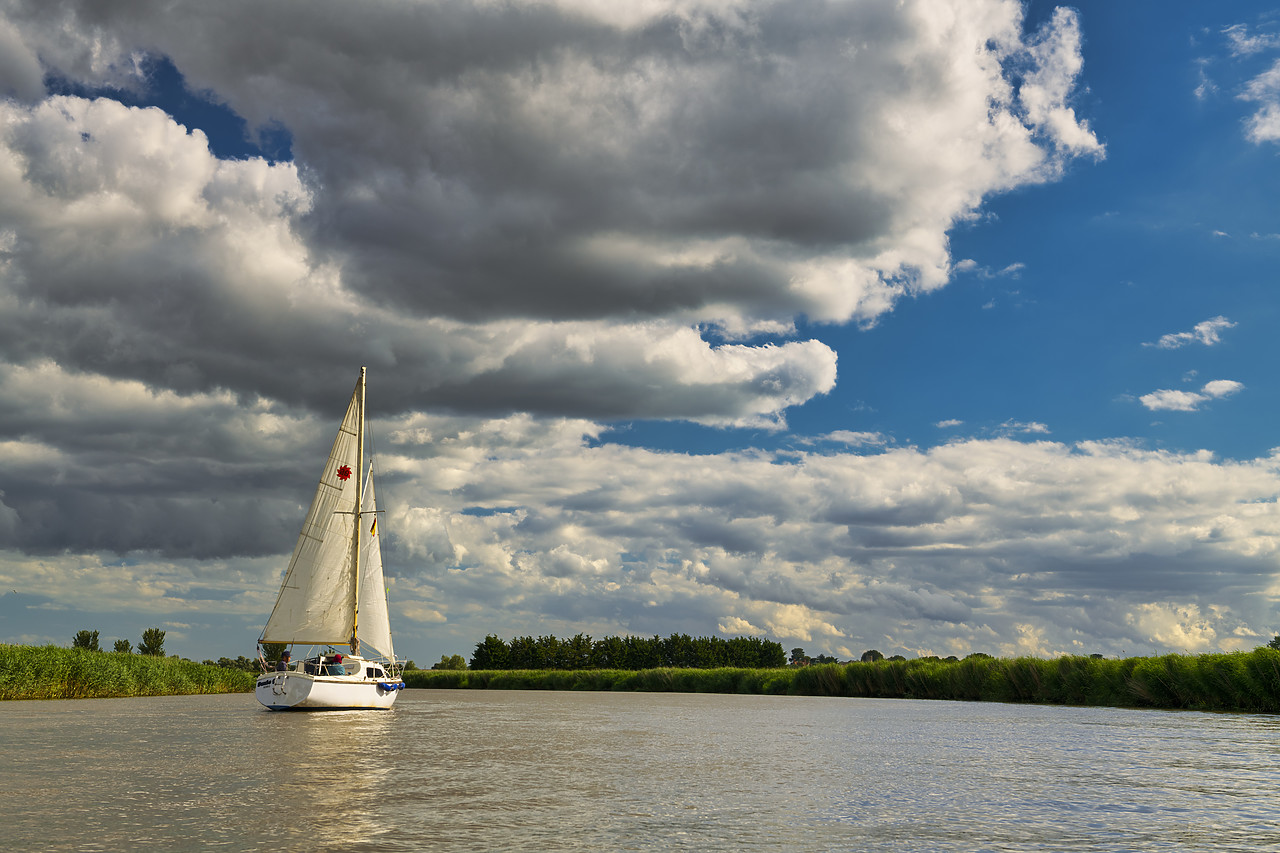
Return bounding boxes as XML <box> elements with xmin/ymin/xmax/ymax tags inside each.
<box><xmin>255</xmin><ymin>367</ymin><xmax>405</xmax><ymax>710</ymax></box>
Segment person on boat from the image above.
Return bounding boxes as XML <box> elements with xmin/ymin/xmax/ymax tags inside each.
<box><xmin>276</xmin><ymin>650</ymin><xmax>291</xmax><ymax>672</ymax></box>
<box><xmin>327</xmin><ymin>654</ymin><xmax>345</xmax><ymax>676</ymax></box>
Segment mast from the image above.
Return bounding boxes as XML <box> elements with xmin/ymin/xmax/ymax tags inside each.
<box><xmin>351</xmin><ymin>366</ymin><xmax>365</xmax><ymax>654</ymax></box>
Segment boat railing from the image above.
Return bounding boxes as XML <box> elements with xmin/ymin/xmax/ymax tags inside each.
<box><xmin>278</xmin><ymin>656</ymin><xmax>398</xmax><ymax>679</ymax></box>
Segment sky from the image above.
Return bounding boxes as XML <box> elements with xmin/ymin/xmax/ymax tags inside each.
<box><xmin>2</xmin><ymin>0</ymin><xmax>1279</xmax><ymax>665</ymax></box>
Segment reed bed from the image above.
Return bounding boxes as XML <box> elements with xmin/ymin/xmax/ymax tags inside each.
<box><xmin>404</xmin><ymin>648</ymin><xmax>1280</xmax><ymax>713</ymax></box>
<box><xmin>0</xmin><ymin>644</ymin><xmax>257</xmax><ymax>700</ymax></box>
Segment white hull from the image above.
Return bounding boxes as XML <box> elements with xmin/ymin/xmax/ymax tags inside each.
<box><xmin>256</xmin><ymin>671</ymin><xmax>403</xmax><ymax>711</ymax></box>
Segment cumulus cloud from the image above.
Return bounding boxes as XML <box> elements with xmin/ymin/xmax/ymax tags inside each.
<box><xmin>366</xmin><ymin>428</ymin><xmax>1280</xmax><ymax>657</ymax></box>
<box><xmin>1140</xmin><ymin>379</ymin><xmax>1244</xmax><ymax>412</ymax></box>
<box><xmin>1144</xmin><ymin>316</ymin><xmax>1237</xmax><ymax>349</ymax></box>
<box><xmin>1139</xmin><ymin>390</ymin><xmax>1205</xmax><ymax>413</ymax></box>
<box><xmin>6</xmin><ymin>406</ymin><xmax>1280</xmax><ymax>657</ymax></box>
<box><xmin>1202</xmin><ymin>379</ymin><xmax>1245</xmax><ymax>398</ymax></box>
<box><xmin>1017</xmin><ymin>7</ymin><xmax>1106</xmax><ymax>158</ymax></box>
<box><xmin>718</xmin><ymin>616</ymin><xmax>764</xmax><ymax>637</ymax></box>
<box><xmin>0</xmin><ymin>0</ymin><xmax>1100</xmax><ymax>398</ymax></box>
<box><xmin>0</xmin><ymin>96</ymin><xmax>837</xmax><ymax>426</ymax></box>
<box><xmin>1126</xmin><ymin>602</ymin><xmax>1218</xmax><ymax>652</ymax></box>
<box><xmin>20</xmin><ymin>1</ymin><xmax>1246</xmax><ymax>662</ymax></box>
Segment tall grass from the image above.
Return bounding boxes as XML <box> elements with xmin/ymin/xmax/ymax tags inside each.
<box><xmin>0</xmin><ymin>644</ymin><xmax>256</xmax><ymax>700</ymax></box>
<box><xmin>404</xmin><ymin>649</ymin><xmax>1280</xmax><ymax>713</ymax></box>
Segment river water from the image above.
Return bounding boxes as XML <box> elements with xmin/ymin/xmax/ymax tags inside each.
<box><xmin>3</xmin><ymin>689</ymin><xmax>1279</xmax><ymax>851</ymax></box>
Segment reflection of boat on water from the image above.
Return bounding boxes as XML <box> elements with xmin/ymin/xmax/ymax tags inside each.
<box><xmin>255</xmin><ymin>367</ymin><xmax>404</xmax><ymax>711</ymax></box>
<box><xmin>258</xmin><ymin>706</ymin><xmax>398</xmax><ymax>848</ymax></box>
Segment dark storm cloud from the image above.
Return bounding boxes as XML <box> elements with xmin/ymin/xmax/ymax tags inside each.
<box><xmin>0</xmin><ymin>0</ymin><xmax>1104</xmax><ymax>446</ymax></box>
<box><xmin>128</xmin><ymin>0</ymin><xmax>912</xmax><ymax>321</ymax></box>
<box><xmin>2</xmin><ymin>0</ymin><xmax>1099</xmax><ymax>335</ymax></box>
<box><xmin>0</xmin><ymin>89</ymin><xmax>838</xmax><ymax>423</ymax></box>
<box><xmin>0</xmin><ymin>365</ymin><xmax>328</xmax><ymax>556</ymax></box>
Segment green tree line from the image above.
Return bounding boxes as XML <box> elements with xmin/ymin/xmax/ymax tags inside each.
<box><xmin>470</xmin><ymin>632</ymin><xmax>786</xmax><ymax>670</ymax></box>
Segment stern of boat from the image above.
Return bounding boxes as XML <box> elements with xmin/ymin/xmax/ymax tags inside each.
<box><xmin>255</xmin><ymin>671</ymin><xmax>314</xmax><ymax>710</ymax></box>
<box><xmin>256</xmin><ymin>657</ymin><xmax>404</xmax><ymax>710</ymax></box>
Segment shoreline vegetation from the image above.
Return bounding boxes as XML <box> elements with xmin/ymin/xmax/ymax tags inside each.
<box><xmin>0</xmin><ymin>645</ymin><xmax>256</xmax><ymax>700</ymax></box>
<box><xmin>6</xmin><ymin>643</ymin><xmax>1280</xmax><ymax>714</ymax></box>
<box><xmin>405</xmin><ymin>648</ymin><xmax>1280</xmax><ymax>715</ymax></box>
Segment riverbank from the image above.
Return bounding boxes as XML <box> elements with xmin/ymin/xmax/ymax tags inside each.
<box><xmin>405</xmin><ymin>648</ymin><xmax>1280</xmax><ymax>714</ymax></box>
<box><xmin>8</xmin><ymin>644</ymin><xmax>1279</xmax><ymax>712</ymax></box>
<box><xmin>0</xmin><ymin>644</ymin><xmax>255</xmax><ymax>700</ymax></box>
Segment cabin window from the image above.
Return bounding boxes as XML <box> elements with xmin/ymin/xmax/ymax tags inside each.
<box><xmin>367</xmin><ymin>667</ymin><xmax>385</xmax><ymax>678</ymax></box>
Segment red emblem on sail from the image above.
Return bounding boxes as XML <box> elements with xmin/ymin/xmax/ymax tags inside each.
<box><xmin>336</xmin><ymin>465</ymin><xmax>352</xmax><ymax>481</ymax></box>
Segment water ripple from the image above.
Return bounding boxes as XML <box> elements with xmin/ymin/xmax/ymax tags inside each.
<box><xmin>3</xmin><ymin>692</ymin><xmax>1280</xmax><ymax>851</ymax></box>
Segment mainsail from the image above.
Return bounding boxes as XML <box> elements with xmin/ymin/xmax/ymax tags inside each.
<box><xmin>262</xmin><ymin>377</ymin><xmax>363</xmax><ymax>647</ymax></box>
